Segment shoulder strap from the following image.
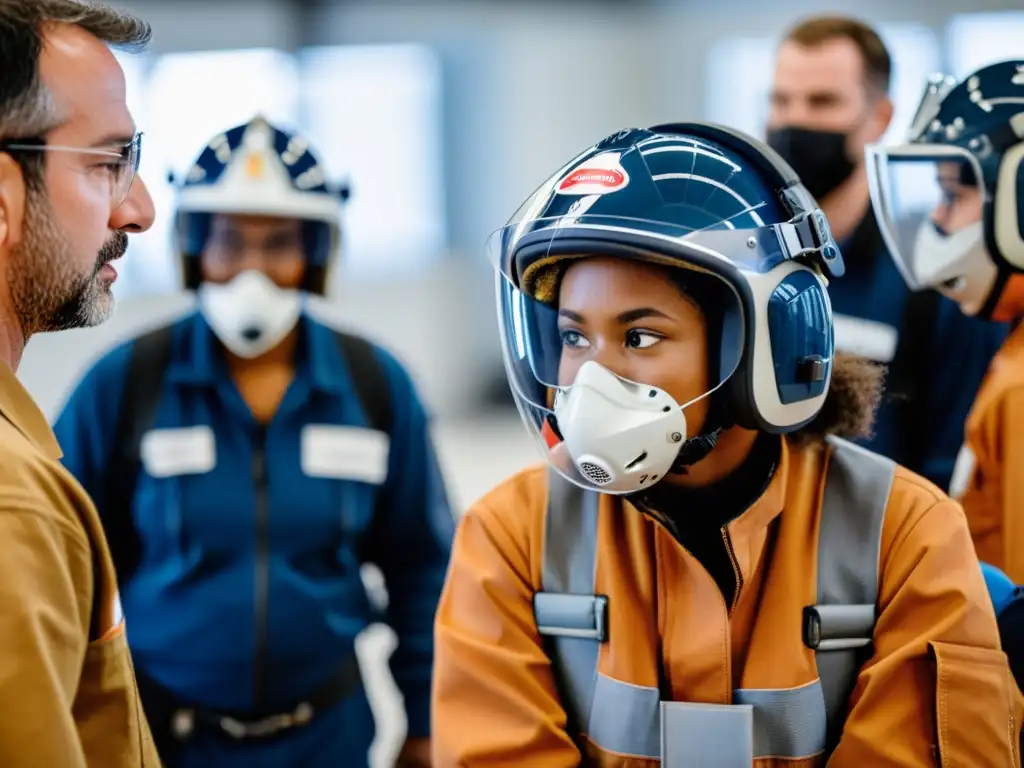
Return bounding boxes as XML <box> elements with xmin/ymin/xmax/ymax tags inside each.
<box><xmin>334</xmin><ymin>331</ymin><xmax>392</xmax><ymax>435</ymax></box>
<box><xmin>333</xmin><ymin>331</ymin><xmax>397</xmax><ymax>574</ymax></box>
<box><xmin>807</xmin><ymin>435</ymin><xmax>895</xmax><ymax>754</ymax></box>
<box><xmin>105</xmin><ymin>324</ymin><xmax>175</xmax><ymax>586</ymax></box>
<box><xmin>533</xmin><ymin>471</ymin><xmax>605</xmax><ymax>734</ymax></box>
<box><xmin>535</xmin><ymin>440</ymin><xmax>894</xmax><ymax>758</ymax></box>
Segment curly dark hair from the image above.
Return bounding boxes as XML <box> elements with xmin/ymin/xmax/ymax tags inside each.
<box><xmin>788</xmin><ymin>353</ymin><xmax>885</xmax><ymax>445</ymax></box>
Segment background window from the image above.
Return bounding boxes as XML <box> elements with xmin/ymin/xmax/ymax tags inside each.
<box><xmin>112</xmin><ymin>44</ymin><xmax>446</xmax><ymax>297</ymax></box>
<box><xmin>704</xmin><ymin>25</ymin><xmax>940</xmax><ymax>147</ymax></box>
<box><xmin>947</xmin><ymin>12</ymin><xmax>1024</xmax><ymax>80</ymax></box>
<box><xmin>879</xmin><ymin>24</ymin><xmax>941</xmax><ymax>144</ymax></box>
<box><xmin>118</xmin><ymin>48</ymin><xmax>300</xmax><ymax>297</ymax></box>
<box><xmin>704</xmin><ymin>37</ymin><xmax>776</xmax><ymax>139</ymax></box>
<box><xmin>297</xmin><ymin>44</ymin><xmax>447</xmax><ymax>280</ymax></box>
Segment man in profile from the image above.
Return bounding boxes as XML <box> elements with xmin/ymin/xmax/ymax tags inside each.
<box><xmin>766</xmin><ymin>15</ymin><xmax>1007</xmax><ymax>490</ymax></box>
<box><xmin>0</xmin><ymin>2</ymin><xmax>158</xmax><ymax>765</ymax></box>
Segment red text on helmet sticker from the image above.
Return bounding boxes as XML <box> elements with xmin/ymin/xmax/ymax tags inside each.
<box><xmin>559</xmin><ymin>169</ymin><xmax>624</xmax><ymax>190</ymax></box>
<box><xmin>555</xmin><ymin>153</ymin><xmax>630</xmax><ymax>196</ymax></box>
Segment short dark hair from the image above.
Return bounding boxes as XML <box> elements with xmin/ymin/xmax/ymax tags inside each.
<box><xmin>0</xmin><ymin>1</ymin><xmax>150</xmax><ymax>142</ymax></box>
<box><xmin>783</xmin><ymin>15</ymin><xmax>892</xmax><ymax>96</ymax></box>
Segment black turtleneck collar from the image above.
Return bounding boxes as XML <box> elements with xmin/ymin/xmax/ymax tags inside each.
<box><xmin>629</xmin><ymin>432</ymin><xmax>781</xmax><ymax>607</ymax></box>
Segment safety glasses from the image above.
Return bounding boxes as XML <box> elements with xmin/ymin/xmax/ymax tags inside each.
<box><xmin>0</xmin><ymin>132</ymin><xmax>143</xmax><ymax>207</ymax></box>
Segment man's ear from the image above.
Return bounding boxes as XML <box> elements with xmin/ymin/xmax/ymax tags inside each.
<box><xmin>0</xmin><ymin>154</ymin><xmax>26</xmax><ymax>251</ymax></box>
<box><xmin>870</xmin><ymin>94</ymin><xmax>896</xmax><ymax>142</ymax></box>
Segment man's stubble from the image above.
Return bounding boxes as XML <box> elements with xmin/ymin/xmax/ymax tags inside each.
<box><xmin>8</xmin><ymin>188</ymin><xmax>127</xmax><ymax>336</ymax></box>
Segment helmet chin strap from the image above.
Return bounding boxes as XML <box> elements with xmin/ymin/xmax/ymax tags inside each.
<box><xmin>668</xmin><ymin>428</ymin><xmax>723</xmax><ymax>474</ymax></box>
<box><xmin>668</xmin><ymin>394</ymin><xmax>732</xmax><ymax>474</ymax></box>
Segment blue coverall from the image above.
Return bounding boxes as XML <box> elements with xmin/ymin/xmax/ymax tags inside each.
<box><xmin>53</xmin><ymin>311</ymin><xmax>454</xmax><ymax>767</ymax></box>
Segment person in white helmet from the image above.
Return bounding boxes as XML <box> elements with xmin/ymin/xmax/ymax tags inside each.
<box><xmin>52</xmin><ymin>115</ymin><xmax>450</xmax><ymax>768</ymax></box>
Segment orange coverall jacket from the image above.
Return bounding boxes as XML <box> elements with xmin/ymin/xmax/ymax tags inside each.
<box><xmin>433</xmin><ymin>435</ymin><xmax>1021</xmax><ymax>767</ymax></box>
<box><xmin>954</xmin><ymin>321</ymin><xmax>1024</xmax><ymax>584</ymax></box>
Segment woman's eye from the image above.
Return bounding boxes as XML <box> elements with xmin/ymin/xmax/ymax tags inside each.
<box><xmin>559</xmin><ymin>329</ymin><xmax>589</xmax><ymax>349</ymax></box>
<box><xmin>626</xmin><ymin>330</ymin><xmax>661</xmax><ymax>349</ymax></box>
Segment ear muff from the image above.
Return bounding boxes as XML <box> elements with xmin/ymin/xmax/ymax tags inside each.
<box><xmin>993</xmin><ymin>142</ymin><xmax>1024</xmax><ymax>271</ymax></box>
<box><xmin>724</xmin><ymin>262</ymin><xmax>833</xmax><ymax>434</ymax></box>
<box><xmin>764</xmin><ymin>269</ymin><xmax>832</xmax><ymax>407</ymax></box>
<box><xmin>177</xmin><ymin>212</ymin><xmax>210</xmax><ymax>291</ymax></box>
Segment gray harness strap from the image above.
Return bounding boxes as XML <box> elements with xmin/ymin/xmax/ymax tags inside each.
<box><xmin>807</xmin><ymin>436</ymin><xmax>895</xmax><ymax>752</ymax></box>
<box><xmin>533</xmin><ymin>436</ymin><xmax>895</xmax><ymax>762</ymax></box>
<box><xmin>533</xmin><ymin>475</ymin><xmax>606</xmax><ymax>736</ymax></box>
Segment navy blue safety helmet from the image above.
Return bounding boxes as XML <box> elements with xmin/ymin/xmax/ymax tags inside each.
<box><xmin>490</xmin><ymin>122</ymin><xmax>844</xmax><ymax>482</ymax></box>
<box><xmin>867</xmin><ymin>61</ymin><xmax>1024</xmax><ymax>318</ymax></box>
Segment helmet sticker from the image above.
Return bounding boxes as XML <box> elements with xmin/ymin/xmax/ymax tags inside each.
<box><xmin>555</xmin><ymin>152</ymin><xmax>630</xmax><ymax>196</ymax></box>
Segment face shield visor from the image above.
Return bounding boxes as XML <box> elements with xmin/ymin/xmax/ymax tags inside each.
<box><xmin>866</xmin><ymin>144</ymin><xmax>994</xmax><ymax>313</ymax></box>
<box><xmin>488</xmin><ymin>212</ymin><xmax>831</xmax><ymax>493</ymax></box>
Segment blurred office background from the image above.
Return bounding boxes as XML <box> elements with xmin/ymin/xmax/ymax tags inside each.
<box><xmin>17</xmin><ymin>0</ymin><xmax>1024</xmax><ymax>763</ymax></box>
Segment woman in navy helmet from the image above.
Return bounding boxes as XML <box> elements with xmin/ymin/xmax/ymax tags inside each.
<box><xmin>53</xmin><ymin>115</ymin><xmax>451</xmax><ymax>767</ymax></box>
<box><xmin>432</xmin><ymin>123</ymin><xmax>1018</xmax><ymax>766</ymax></box>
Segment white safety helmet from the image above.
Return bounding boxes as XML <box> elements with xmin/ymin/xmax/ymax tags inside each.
<box><xmin>172</xmin><ymin>114</ymin><xmax>350</xmax><ymax>296</ymax></box>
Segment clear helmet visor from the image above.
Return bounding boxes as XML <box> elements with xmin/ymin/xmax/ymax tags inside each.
<box><xmin>866</xmin><ymin>144</ymin><xmax>992</xmax><ymax>308</ymax></box>
<box><xmin>488</xmin><ymin>215</ymin><xmax>760</xmax><ymax>493</ymax></box>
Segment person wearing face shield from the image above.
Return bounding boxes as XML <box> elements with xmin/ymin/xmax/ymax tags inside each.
<box><xmin>51</xmin><ymin>116</ymin><xmax>453</xmax><ymax>768</ymax></box>
<box><xmin>767</xmin><ymin>15</ymin><xmax>1008</xmax><ymax>493</ymax></box>
<box><xmin>431</xmin><ymin>122</ymin><xmax>1021</xmax><ymax>767</ymax></box>
<box><xmin>866</xmin><ymin>61</ymin><xmax>1024</xmax><ymax>591</ymax></box>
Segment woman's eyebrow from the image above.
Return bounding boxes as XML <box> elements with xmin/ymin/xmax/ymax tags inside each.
<box><xmin>616</xmin><ymin>307</ymin><xmax>670</xmax><ymax>323</ymax></box>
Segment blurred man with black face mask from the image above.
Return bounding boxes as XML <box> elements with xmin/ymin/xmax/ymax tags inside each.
<box><xmin>766</xmin><ymin>15</ymin><xmax>1008</xmax><ymax>491</ymax></box>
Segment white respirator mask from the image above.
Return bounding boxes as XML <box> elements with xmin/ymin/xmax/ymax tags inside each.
<box><xmin>912</xmin><ymin>221</ymin><xmax>996</xmax><ymax>316</ymax></box>
<box><xmin>552</xmin><ymin>360</ymin><xmax>690</xmax><ymax>493</ymax></box>
<box><xmin>198</xmin><ymin>269</ymin><xmax>302</xmax><ymax>359</ymax></box>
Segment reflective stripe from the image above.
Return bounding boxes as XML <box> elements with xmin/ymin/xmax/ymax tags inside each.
<box><xmin>734</xmin><ymin>680</ymin><xmax>826</xmax><ymax>759</ymax></box>
<box><xmin>590</xmin><ymin>675</ymin><xmax>660</xmax><ymax>758</ymax></box>
<box><xmin>814</xmin><ymin>436</ymin><xmax>894</xmax><ymax>751</ymax></box>
<box><xmin>578</xmin><ymin>674</ymin><xmax>829</xmax><ymax>761</ymax></box>
<box><xmin>534</xmin><ymin>592</ymin><xmax>607</xmax><ymax>641</ymax></box>
<box><xmin>536</xmin><ymin>436</ymin><xmax>893</xmax><ymax>761</ymax></box>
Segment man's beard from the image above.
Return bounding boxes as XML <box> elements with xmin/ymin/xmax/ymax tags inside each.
<box><xmin>8</xmin><ymin>188</ymin><xmax>129</xmax><ymax>336</ymax></box>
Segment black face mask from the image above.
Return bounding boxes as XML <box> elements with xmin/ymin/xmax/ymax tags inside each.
<box><xmin>766</xmin><ymin>126</ymin><xmax>855</xmax><ymax>202</ymax></box>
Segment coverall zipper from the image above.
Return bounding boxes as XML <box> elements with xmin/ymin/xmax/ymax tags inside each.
<box><xmin>252</xmin><ymin>427</ymin><xmax>270</xmax><ymax>710</ymax></box>
<box><xmin>721</xmin><ymin>528</ymin><xmax>743</xmax><ymax>615</ymax></box>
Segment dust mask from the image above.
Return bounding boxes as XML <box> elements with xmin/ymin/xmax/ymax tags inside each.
<box><xmin>552</xmin><ymin>361</ymin><xmax>688</xmax><ymax>493</ymax></box>
<box><xmin>199</xmin><ymin>269</ymin><xmax>302</xmax><ymax>358</ymax></box>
